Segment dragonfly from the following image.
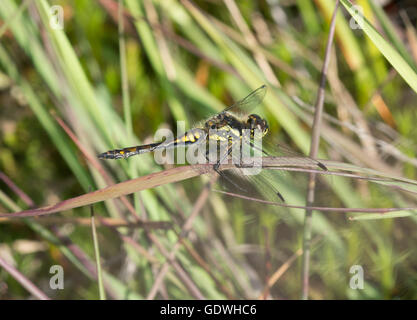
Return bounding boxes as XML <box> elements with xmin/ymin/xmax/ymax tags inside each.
<box><xmin>98</xmin><ymin>85</ymin><xmax>327</xmax><ymax>201</ymax></box>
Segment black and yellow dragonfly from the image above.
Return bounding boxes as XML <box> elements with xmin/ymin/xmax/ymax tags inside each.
<box><xmin>98</xmin><ymin>85</ymin><xmax>327</xmax><ymax>201</ymax></box>
<box><xmin>98</xmin><ymin>85</ymin><xmax>270</xmax><ymax>161</ymax></box>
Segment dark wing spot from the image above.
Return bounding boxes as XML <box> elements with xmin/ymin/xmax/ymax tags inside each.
<box><xmin>317</xmin><ymin>162</ymin><xmax>328</xmax><ymax>171</ymax></box>
<box><xmin>276</xmin><ymin>191</ymin><xmax>285</xmax><ymax>202</ymax></box>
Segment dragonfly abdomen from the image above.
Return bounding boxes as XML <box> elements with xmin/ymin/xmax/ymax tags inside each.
<box><xmin>97</xmin><ymin>142</ymin><xmax>162</xmax><ymax>159</ymax></box>
<box><xmin>98</xmin><ymin>129</ymin><xmax>207</xmax><ymax>159</ymax></box>
<box><xmin>154</xmin><ymin>128</ymin><xmax>207</xmax><ymax>150</ymax></box>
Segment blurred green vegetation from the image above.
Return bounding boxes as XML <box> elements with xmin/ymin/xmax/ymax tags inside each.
<box><xmin>0</xmin><ymin>0</ymin><xmax>416</xmax><ymax>299</ymax></box>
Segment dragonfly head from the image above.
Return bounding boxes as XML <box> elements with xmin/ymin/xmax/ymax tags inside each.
<box><xmin>247</xmin><ymin>114</ymin><xmax>269</xmax><ymax>137</ymax></box>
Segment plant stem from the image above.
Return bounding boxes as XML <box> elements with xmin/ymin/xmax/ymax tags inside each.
<box><xmin>301</xmin><ymin>0</ymin><xmax>340</xmax><ymax>300</ymax></box>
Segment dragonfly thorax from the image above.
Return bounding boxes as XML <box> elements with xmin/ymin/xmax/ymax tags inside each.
<box><xmin>204</xmin><ymin>112</ymin><xmax>241</xmax><ymax>131</ymax></box>
<box><xmin>203</xmin><ymin>112</ymin><xmax>268</xmax><ymax>142</ymax></box>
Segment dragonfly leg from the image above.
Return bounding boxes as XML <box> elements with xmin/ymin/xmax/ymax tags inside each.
<box><xmin>247</xmin><ymin>140</ymin><xmax>269</xmax><ymax>156</ymax></box>
<box><xmin>213</xmin><ymin>143</ymin><xmax>234</xmax><ymax>171</ymax></box>
<box><xmin>241</xmin><ymin>140</ymin><xmax>286</xmax><ymax>202</ymax></box>
<box><xmin>213</xmin><ymin>166</ymin><xmax>247</xmax><ymax>192</ymax></box>
<box><xmin>213</xmin><ymin>131</ymin><xmax>243</xmax><ymax>170</ymax></box>
<box><xmin>212</xmin><ymin>143</ymin><xmax>247</xmax><ymax>192</ymax></box>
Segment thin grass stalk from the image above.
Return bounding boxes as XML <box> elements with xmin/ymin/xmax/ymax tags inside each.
<box><xmin>179</xmin><ymin>240</ymin><xmax>236</xmax><ymax>299</ymax></box>
<box><xmin>258</xmin><ymin>235</ymin><xmax>323</xmax><ymax>300</ymax></box>
<box><xmin>0</xmin><ymin>174</ymin><xmax>136</xmax><ymax>299</ymax></box>
<box><xmin>119</xmin><ymin>0</ymin><xmax>133</xmax><ymax>137</ymax></box>
<box><xmin>223</xmin><ymin>0</ymin><xmax>280</xmax><ymax>87</ymax></box>
<box><xmin>341</xmin><ymin>0</ymin><xmax>417</xmax><ymax>94</ymax></box>
<box><xmin>0</xmin><ymin>0</ymin><xmax>30</xmax><ymax>38</ymax></box>
<box><xmin>0</xmin><ymin>256</ymin><xmax>50</xmax><ymax>300</ymax></box>
<box><xmin>301</xmin><ymin>0</ymin><xmax>340</xmax><ymax>300</ymax></box>
<box><xmin>147</xmin><ymin>176</ymin><xmax>216</xmax><ymax>299</ymax></box>
<box><xmin>90</xmin><ymin>203</ymin><xmax>106</xmax><ymax>300</ymax></box>
<box><xmin>3</xmin><ymin>156</ymin><xmax>417</xmax><ymax>219</ymax></box>
<box><xmin>215</xmin><ymin>190</ymin><xmax>417</xmax><ymax>214</ymax></box>
<box><xmin>146</xmin><ymin>232</ymin><xmax>206</xmax><ymax>299</ymax></box>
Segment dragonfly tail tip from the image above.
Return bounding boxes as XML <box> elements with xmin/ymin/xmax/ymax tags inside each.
<box><xmin>97</xmin><ymin>152</ymin><xmax>114</xmax><ymax>160</ymax></box>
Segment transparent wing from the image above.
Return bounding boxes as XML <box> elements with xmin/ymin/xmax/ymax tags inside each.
<box><xmin>216</xmin><ymin>138</ymin><xmax>285</xmax><ymax>202</ymax></box>
<box><xmin>215</xmin><ymin>138</ymin><xmax>327</xmax><ymax>203</ymax></box>
<box><xmin>240</xmin><ymin>135</ymin><xmax>327</xmax><ymax>170</ymax></box>
<box><xmin>190</xmin><ymin>85</ymin><xmax>267</xmax><ymax>131</ymax></box>
<box><xmin>221</xmin><ymin>85</ymin><xmax>267</xmax><ymax>115</ymax></box>
<box><xmin>267</xmin><ymin>142</ymin><xmax>327</xmax><ymax>170</ymax></box>
<box><xmin>221</xmin><ymin>167</ymin><xmax>287</xmax><ymax>202</ymax></box>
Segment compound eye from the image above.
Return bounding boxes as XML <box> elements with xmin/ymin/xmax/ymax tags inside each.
<box><xmin>211</xmin><ymin>124</ymin><xmax>216</xmax><ymax>130</ymax></box>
